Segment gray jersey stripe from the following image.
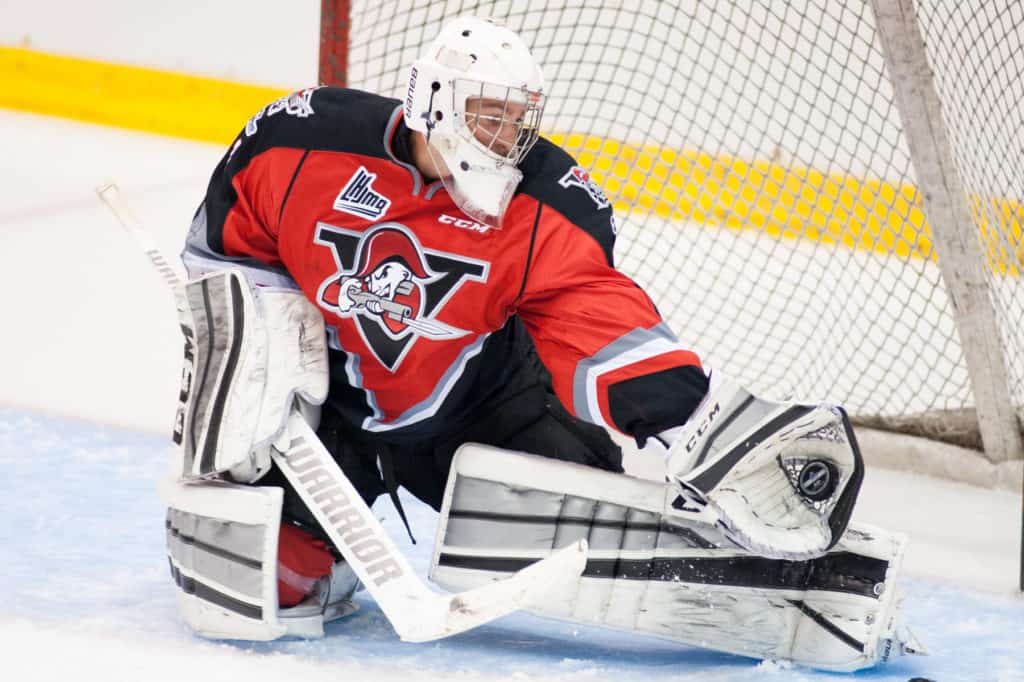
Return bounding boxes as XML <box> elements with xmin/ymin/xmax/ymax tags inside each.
<box><xmin>358</xmin><ymin>331</ymin><xmax>491</xmax><ymax>432</ymax></box>
<box><xmin>382</xmin><ymin>106</ymin><xmax>422</xmax><ymax>196</ymax></box>
<box><xmin>571</xmin><ymin>323</ymin><xmax>682</xmax><ymax>424</ymax></box>
<box><xmin>182</xmin><ymin>204</ymin><xmax>298</xmax><ymax>288</ymax></box>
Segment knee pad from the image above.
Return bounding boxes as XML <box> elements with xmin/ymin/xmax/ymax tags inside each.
<box><xmin>161</xmin><ymin>474</ymin><xmax>358</xmax><ymax>641</ymax></box>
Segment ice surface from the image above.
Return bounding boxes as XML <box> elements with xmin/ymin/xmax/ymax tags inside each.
<box><xmin>1</xmin><ymin>109</ymin><xmax>1022</xmax><ymax>681</ymax></box>
<box><xmin>1</xmin><ymin>407</ymin><xmax>1022</xmax><ymax>682</ymax></box>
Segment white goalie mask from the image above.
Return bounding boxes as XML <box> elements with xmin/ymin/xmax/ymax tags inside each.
<box><xmin>404</xmin><ymin>16</ymin><xmax>546</xmax><ymax>227</ymax></box>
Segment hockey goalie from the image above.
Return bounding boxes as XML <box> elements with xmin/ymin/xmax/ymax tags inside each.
<box><xmin>160</xmin><ymin>15</ymin><xmax>923</xmax><ymax>671</ymax></box>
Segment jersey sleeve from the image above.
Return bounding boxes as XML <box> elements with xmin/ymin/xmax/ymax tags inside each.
<box><xmin>514</xmin><ymin>142</ymin><xmax>708</xmax><ymax>441</ymax></box>
<box><xmin>182</xmin><ymin>87</ymin><xmax>321</xmax><ymax>287</ymax></box>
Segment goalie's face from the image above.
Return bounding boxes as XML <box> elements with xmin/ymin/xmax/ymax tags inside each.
<box><xmin>460</xmin><ymin>87</ymin><xmax>543</xmax><ymax>165</ymax></box>
<box><xmin>464</xmin><ymin>97</ymin><xmax>527</xmax><ymax>160</ymax></box>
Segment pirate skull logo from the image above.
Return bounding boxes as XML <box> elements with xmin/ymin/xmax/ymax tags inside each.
<box><xmin>319</xmin><ymin>226</ymin><xmax>469</xmax><ymax>341</ymax></box>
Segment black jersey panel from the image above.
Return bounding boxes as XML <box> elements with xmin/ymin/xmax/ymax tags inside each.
<box><xmin>324</xmin><ymin>316</ymin><xmax>547</xmax><ymax>445</ymax></box>
<box><xmin>608</xmin><ymin>364</ymin><xmax>710</xmax><ymax>443</ymax></box>
<box><xmin>201</xmin><ymin>88</ymin><xmax>400</xmax><ymax>256</ymax></box>
<box><xmin>516</xmin><ymin>137</ymin><xmax>617</xmax><ymax>266</ymax></box>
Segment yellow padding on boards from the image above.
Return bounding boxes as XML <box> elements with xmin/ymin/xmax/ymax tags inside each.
<box><xmin>549</xmin><ymin>132</ymin><xmax>1024</xmax><ymax>277</ymax></box>
<box><xmin>2</xmin><ymin>46</ymin><xmax>1020</xmax><ymax>275</ymax></box>
<box><xmin>0</xmin><ymin>46</ymin><xmax>286</xmax><ymax>144</ymax></box>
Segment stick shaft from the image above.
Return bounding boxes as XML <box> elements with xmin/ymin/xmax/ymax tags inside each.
<box><xmin>96</xmin><ymin>183</ymin><xmax>185</xmax><ymax>299</ymax></box>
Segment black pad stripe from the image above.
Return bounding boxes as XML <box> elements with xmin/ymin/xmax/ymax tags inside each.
<box><xmin>786</xmin><ymin>599</ymin><xmax>866</xmax><ymax>652</ymax></box>
<box><xmin>826</xmin><ymin>408</ymin><xmax>865</xmax><ymax>546</ymax></box>
<box><xmin>165</xmin><ymin>520</ymin><xmax>263</xmax><ymax>570</ymax></box>
<box><xmin>168</xmin><ymin>558</ymin><xmax>263</xmax><ymax>620</ymax></box>
<box><xmin>693</xmin><ymin>395</ymin><xmax>755</xmax><ymax>469</ymax></box>
<box><xmin>438</xmin><ymin>551</ymin><xmax>886</xmax><ymax>598</ymax></box>
<box><xmin>688</xmin><ymin>405</ymin><xmax>815</xmax><ymax>493</ymax></box>
<box><xmin>199</xmin><ymin>275</ymin><xmax>246</xmax><ymax>474</ymax></box>
<box><xmin>186</xmin><ymin>278</ymin><xmax>220</xmax><ymax>467</ymax></box>
<box><xmin>448</xmin><ymin>509</ymin><xmax>717</xmax><ymax>549</ymax></box>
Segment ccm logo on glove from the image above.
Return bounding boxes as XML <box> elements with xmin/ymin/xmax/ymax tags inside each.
<box><xmin>686</xmin><ymin>401</ymin><xmax>721</xmax><ymax>453</ymax></box>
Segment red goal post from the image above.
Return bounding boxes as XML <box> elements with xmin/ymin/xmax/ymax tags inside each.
<box><xmin>319</xmin><ymin>0</ymin><xmax>350</xmax><ymax>89</ymax></box>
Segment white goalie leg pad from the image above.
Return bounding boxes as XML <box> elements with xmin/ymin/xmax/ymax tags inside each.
<box><xmin>431</xmin><ymin>445</ymin><xmax>923</xmax><ymax>672</ymax></box>
<box><xmin>160</xmin><ymin>475</ymin><xmax>358</xmax><ymax>641</ymax></box>
<box><xmin>664</xmin><ymin>371</ymin><xmax>864</xmax><ymax>560</ymax></box>
<box><xmin>173</xmin><ymin>270</ymin><xmax>329</xmax><ymax>482</ymax></box>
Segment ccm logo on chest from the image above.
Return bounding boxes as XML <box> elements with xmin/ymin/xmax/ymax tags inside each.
<box><xmin>438</xmin><ymin>214</ymin><xmax>493</xmax><ymax>233</ymax></box>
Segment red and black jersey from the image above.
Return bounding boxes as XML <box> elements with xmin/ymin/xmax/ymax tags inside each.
<box><xmin>185</xmin><ymin>86</ymin><xmax>707</xmax><ymax>444</ymax></box>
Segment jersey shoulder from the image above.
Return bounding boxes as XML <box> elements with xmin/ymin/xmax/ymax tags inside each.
<box><xmin>230</xmin><ymin>86</ymin><xmax>399</xmax><ymax>160</ymax></box>
<box><xmin>516</xmin><ymin>136</ymin><xmax>617</xmax><ymax>265</ymax></box>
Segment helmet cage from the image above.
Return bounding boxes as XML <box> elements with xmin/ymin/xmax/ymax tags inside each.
<box><xmin>451</xmin><ymin>78</ymin><xmax>545</xmax><ymax>166</ymax></box>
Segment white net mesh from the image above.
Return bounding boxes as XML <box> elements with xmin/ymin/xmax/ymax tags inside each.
<box><xmin>339</xmin><ymin>0</ymin><xmax>1023</xmax><ymax>454</ymax></box>
<box><xmin>913</xmin><ymin>1</ymin><xmax>1024</xmax><ymax>428</ymax></box>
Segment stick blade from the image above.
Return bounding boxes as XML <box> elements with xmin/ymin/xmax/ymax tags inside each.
<box><xmin>398</xmin><ymin>538</ymin><xmax>588</xmax><ymax>642</ymax></box>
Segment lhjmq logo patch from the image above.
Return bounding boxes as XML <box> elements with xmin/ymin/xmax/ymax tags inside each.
<box><xmin>558</xmin><ymin>166</ymin><xmax>610</xmax><ymax>210</ymax></box>
<box><xmin>334</xmin><ymin>166</ymin><xmax>391</xmax><ymax>220</ymax></box>
<box><xmin>315</xmin><ymin>223</ymin><xmax>489</xmax><ymax>372</ymax></box>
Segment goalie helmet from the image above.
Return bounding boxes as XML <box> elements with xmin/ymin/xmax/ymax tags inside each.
<box><xmin>404</xmin><ymin>16</ymin><xmax>546</xmax><ymax>227</ymax></box>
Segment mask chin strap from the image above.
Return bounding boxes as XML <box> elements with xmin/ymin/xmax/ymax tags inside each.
<box><xmin>422</xmin><ymin>81</ymin><xmax>442</xmax><ymax>142</ymax></box>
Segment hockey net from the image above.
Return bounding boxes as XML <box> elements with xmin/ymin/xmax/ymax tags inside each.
<box><xmin>322</xmin><ymin>0</ymin><xmax>1024</xmax><ymax>472</ymax></box>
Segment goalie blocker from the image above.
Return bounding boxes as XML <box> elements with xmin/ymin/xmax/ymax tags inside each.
<box><xmin>431</xmin><ymin>445</ymin><xmax>924</xmax><ymax>671</ymax></box>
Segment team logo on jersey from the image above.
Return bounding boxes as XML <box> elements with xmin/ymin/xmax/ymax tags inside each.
<box><xmin>558</xmin><ymin>166</ymin><xmax>610</xmax><ymax>210</ymax></box>
<box><xmin>244</xmin><ymin>86</ymin><xmax>321</xmax><ymax>137</ymax></box>
<box><xmin>333</xmin><ymin>167</ymin><xmax>392</xmax><ymax>220</ymax></box>
<box><xmin>315</xmin><ymin>223</ymin><xmax>489</xmax><ymax>371</ymax></box>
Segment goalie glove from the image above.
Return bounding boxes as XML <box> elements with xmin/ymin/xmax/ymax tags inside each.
<box><xmin>662</xmin><ymin>371</ymin><xmax>864</xmax><ymax>560</ymax></box>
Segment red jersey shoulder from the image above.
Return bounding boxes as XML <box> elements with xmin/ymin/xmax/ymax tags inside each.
<box><xmin>200</xmin><ymin>88</ymin><xmax>403</xmax><ymax>257</ymax></box>
<box><xmin>515</xmin><ymin>137</ymin><xmax>617</xmax><ymax>265</ymax></box>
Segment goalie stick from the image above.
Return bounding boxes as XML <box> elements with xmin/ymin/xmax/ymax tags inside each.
<box><xmin>96</xmin><ymin>183</ymin><xmax>589</xmax><ymax>642</ymax></box>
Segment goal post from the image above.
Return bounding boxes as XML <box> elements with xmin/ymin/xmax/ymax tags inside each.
<box><xmin>871</xmin><ymin>0</ymin><xmax>1023</xmax><ymax>466</ymax></box>
<box><xmin>319</xmin><ymin>0</ymin><xmax>350</xmax><ymax>92</ymax></box>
